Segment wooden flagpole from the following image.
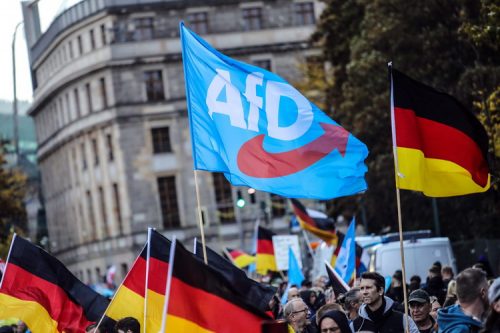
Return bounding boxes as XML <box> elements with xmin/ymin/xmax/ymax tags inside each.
<box><xmin>160</xmin><ymin>237</ymin><xmax>177</xmax><ymax>333</ymax></box>
<box><xmin>193</xmin><ymin>171</ymin><xmax>208</xmax><ymax>264</ymax></box>
<box><xmin>389</xmin><ymin>62</ymin><xmax>410</xmax><ymax>333</ymax></box>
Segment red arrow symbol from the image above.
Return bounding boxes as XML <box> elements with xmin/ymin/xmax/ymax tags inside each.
<box><xmin>237</xmin><ymin>123</ymin><xmax>349</xmax><ymax>178</ymax></box>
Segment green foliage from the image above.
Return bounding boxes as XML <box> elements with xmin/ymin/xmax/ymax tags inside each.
<box><xmin>0</xmin><ymin>148</ymin><xmax>27</xmax><ymax>258</ymax></box>
<box><xmin>308</xmin><ymin>0</ymin><xmax>499</xmax><ymax>239</ymax></box>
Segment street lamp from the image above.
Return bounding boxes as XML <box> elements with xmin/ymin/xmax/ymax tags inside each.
<box><xmin>12</xmin><ymin>21</ymin><xmax>24</xmax><ymax>165</ymax></box>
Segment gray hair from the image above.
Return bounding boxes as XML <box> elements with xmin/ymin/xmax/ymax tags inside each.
<box><xmin>284</xmin><ymin>298</ymin><xmax>305</xmax><ymax>318</ymax></box>
<box><xmin>344</xmin><ymin>287</ymin><xmax>361</xmax><ymax>311</ymax></box>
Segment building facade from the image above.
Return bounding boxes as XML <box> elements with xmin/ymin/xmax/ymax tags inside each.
<box><xmin>22</xmin><ymin>0</ymin><xmax>323</xmax><ymax>283</ymax></box>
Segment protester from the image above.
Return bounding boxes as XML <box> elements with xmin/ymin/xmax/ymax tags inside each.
<box><xmin>438</xmin><ymin>268</ymin><xmax>489</xmax><ymax>333</ymax></box>
<box><xmin>411</xmin><ymin>275</ymin><xmax>423</xmax><ymax>293</ymax></box>
<box><xmin>408</xmin><ymin>289</ymin><xmax>437</xmax><ymax>333</ymax></box>
<box><xmin>343</xmin><ymin>288</ymin><xmax>362</xmax><ymax>321</ymax></box>
<box><xmin>0</xmin><ymin>326</ymin><xmax>13</xmax><ymax>333</ymax></box>
<box><xmin>318</xmin><ymin>310</ymin><xmax>352</xmax><ymax>333</ymax></box>
<box><xmin>14</xmin><ymin>322</ymin><xmax>28</xmax><ymax>333</ymax></box>
<box><xmin>387</xmin><ymin>270</ymin><xmax>406</xmax><ymax>304</ymax></box>
<box><xmin>324</xmin><ymin>287</ymin><xmax>336</xmax><ymax>304</ymax></box>
<box><xmin>284</xmin><ymin>298</ymin><xmax>316</xmax><ymax>333</ymax></box>
<box><xmin>424</xmin><ymin>265</ymin><xmax>447</xmax><ymax>305</ymax></box>
<box><xmin>352</xmin><ymin>272</ymin><xmax>419</xmax><ymax>332</ymax></box>
<box><xmin>301</xmin><ymin>289</ymin><xmax>321</xmax><ymax>315</ymax></box>
<box><xmin>430</xmin><ymin>296</ymin><xmax>442</xmax><ymax>322</ymax></box>
<box><xmin>114</xmin><ymin>317</ymin><xmax>140</xmax><ymax>333</ymax></box>
<box><xmin>443</xmin><ymin>280</ymin><xmax>458</xmax><ymax>308</ymax></box>
<box><xmin>288</xmin><ymin>286</ymin><xmax>301</xmax><ymax>301</ymax></box>
<box><xmin>442</xmin><ymin>266</ymin><xmax>454</xmax><ymax>290</ymax></box>
<box><xmin>481</xmin><ymin>277</ymin><xmax>500</xmax><ymax>333</ymax></box>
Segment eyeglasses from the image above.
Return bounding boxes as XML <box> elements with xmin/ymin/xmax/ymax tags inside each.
<box><xmin>292</xmin><ymin>308</ymin><xmax>308</xmax><ymax>315</ymax></box>
<box><xmin>321</xmin><ymin>328</ymin><xmax>340</xmax><ymax>333</ymax></box>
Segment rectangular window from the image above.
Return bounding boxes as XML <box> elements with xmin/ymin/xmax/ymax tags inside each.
<box><xmin>134</xmin><ymin>17</ymin><xmax>154</xmax><ymax>41</ymax></box>
<box><xmin>77</xmin><ymin>35</ymin><xmax>83</xmax><ymax>55</ymax></box>
<box><xmin>253</xmin><ymin>59</ymin><xmax>272</xmax><ymax>71</ymax></box>
<box><xmin>294</xmin><ymin>2</ymin><xmax>315</xmax><ymax>25</ymax></box>
<box><xmin>106</xmin><ymin>133</ymin><xmax>114</xmax><ymax>161</ymax></box>
<box><xmin>69</xmin><ymin>40</ymin><xmax>74</xmax><ymax>59</ymax></box>
<box><xmin>85</xmin><ymin>83</ymin><xmax>92</xmax><ymax>112</ymax></box>
<box><xmin>187</xmin><ymin>12</ymin><xmax>209</xmax><ymax>34</ymax></box>
<box><xmin>87</xmin><ymin>268</ymin><xmax>92</xmax><ymax>283</ymax></box>
<box><xmin>212</xmin><ymin>173</ymin><xmax>235</xmax><ymax>224</ymax></box>
<box><xmin>151</xmin><ymin>127</ymin><xmax>172</xmax><ymax>154</ymax></box>
<box><xmin>242</xmin><ymin>7</ymin><xmax>262</xmax><ymax>31</ymax></box>
<box><xmin>157</xmin><ymin>176</ymin><xmax>180</xmax><ymax>229</ymax></box>
<box><xmin>98</xmin><ymin>186</ymin><xmax>109</xmax><ymax>237</ymax></box>
<box><xmin>100</xmin><ymin>77</ymin><xmax>108</xmax><ymax>109</ymax></box>
<box><xmin>100</xmin><ymin>24</ymin><xmax>107</xmax><ymax>45</ymax></box>
<box><xmin>271</xmin><ymin>194</ymin><xmax>286</xmax><ymax>217</ymax></box>
<box><xmin>90</xmin><ymin>29</ymin><xmax>96</xmax><ymax>50</ymax></box>
<box><xmin>95</xmin><ymin>267</ymin><xmax>101</xmax><ymax>282</ymax></box>
<box><xmin>86</xmin><ymin>190</ymin><xmax>96</xmax><ymax>240</ymax></box>
<box><xmin>81</xmin><ymin>142</ymin><xmax>87</xmax><ymax>170</ymax></box>
<box><xmin>74</xmin><ymin>88</ymin><xmax>81</xmax><ymax>118</ymax></box>
<box><xmin>113</xmin><ymin>183</ymin><xmax>123</xmax><ymax>235</ymax></box>
<box><xmin>92</xmin><ymin>138</ymin><xmax>99</xmax><ymax>166</ymax></box>
<box><xmin>144</xmin><ymin>70</ymin><xmax>165</xmax><ymax>101</ymax></box>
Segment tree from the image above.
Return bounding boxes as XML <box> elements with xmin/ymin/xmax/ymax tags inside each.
<box><xmin>0</xmin><ymin>146</ymin><xmax>27</xmax><ymax>258</ymax></box>
<box><xmin>307</xmin><ymin>0</ymin><xmax>499</xmax><ymax>239</ymax></box>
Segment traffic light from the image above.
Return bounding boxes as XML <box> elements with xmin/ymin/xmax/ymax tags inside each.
<box><xmin>236</xmin><ymin>190</ymin><xmax>245</xmax><ymax>208</ymax></box>
<box><xmin>248</xmin><ymin>188</ymin><xmax>256</xmax><ymax>204</ymax></box>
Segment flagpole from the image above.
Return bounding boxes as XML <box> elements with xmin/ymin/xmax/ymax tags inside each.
<box><xmin>301</xmin><ymin>229</ymin><xmax>315</xmax><ymax>258</ymax></box>
<box><xmin>389</xmin><ymin>62</ymin><xmax>410</xmax><ymax>333</ymax></box>
<box><xmin>193</xmin><ymin>237</ymin><xmax>197</xmax><ymax>254</ymax></box>
<box><xmin>143</xmin><ymin>228</ymin><xmax>153</xmax><ymax>333</ymax></box>
<box><xmin>193</xmin><ymin>170</ymin><xmax>208</xmax><ymax>264</ymax></box>
<box><xmin>160</xmin><ymin>237</ymin><xmax>177</xmax><ymax>333</ymax></box>
<box><xmin>0</xmin><ymin>233</ymin><xmax>16</xmax><ymax>289</ymax></box>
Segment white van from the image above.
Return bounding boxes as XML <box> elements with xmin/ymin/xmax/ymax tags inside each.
<box><xmin>368</xmin><ymin>237</ymin><xmax>457</xmax><ymax>282</ymax></box>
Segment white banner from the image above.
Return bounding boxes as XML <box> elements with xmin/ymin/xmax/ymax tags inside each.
<box><xmin>272</xmin><ymin>235</ymin><xmax>302</xmax><ymax>271</ymax></box>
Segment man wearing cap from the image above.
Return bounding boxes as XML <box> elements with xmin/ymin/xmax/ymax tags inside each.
<box><xmin>409</xmin><ymin>289</ymin><xmax>437</xmax><ymax>333</ymax></box>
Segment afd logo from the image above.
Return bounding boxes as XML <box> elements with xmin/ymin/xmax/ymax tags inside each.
<box><xmin>206</xmin><ymin>69</ymin><xmax>349</xmax><ymax>179</ymax></box>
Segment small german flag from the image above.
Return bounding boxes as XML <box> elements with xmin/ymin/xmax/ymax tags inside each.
<box><xmin>256</xmin><ymin>226</ymin><xmax>277</xmax><ymax>274</ymax></box>
<box><xmin>390</xmin><ymin>67</ymin><xmax>490</xmax><ymax>196</ymax></box>
<box><xmin>225</xmin><ymin>248</ymin><xmax>256</xmax><ymax>269</ymax></box>
<box><xmin>103</xmin><ymin>245</ymin><xmax>147</xmax><ymax>332</ymax></box>
<box><xmin>0</xmin><ymin>235</ymin><xmax>109</xmax><ymax>333</ymax></box>
<box><xmin>290</xmin><ymin>198</ymin><xmax>337</xmax><ymax>244</ymax></box>
<box><xmin>165</xmin><ymin>240</ymin><xmax>271</xmax><ymax>332</ymax></box>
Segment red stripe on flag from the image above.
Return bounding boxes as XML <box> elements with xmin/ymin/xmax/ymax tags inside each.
<box><xmin>257</xmin><ymin>239</ymin><xmax>274</xmax><ymax>255</ymax></box>
<box><xmin>395</xmin><ymin>107</ymin><xmax>489</xmax><ymax>187</ymax></box>
<box><xmin>123</xmin><ymin>256</ymin><xmax>146</xmax><ymax>297</ymax></box>
<box><xmin>1</xmin><ymin>264</ymin><xmax>93</xmax><ymax>332</ymax></box>
<box><xmin>168</xmin><ymin>276</ymin><xmax>263</xmax><ymax>332</ymax></box>
<box><xmin>147</xmin><ymin>256</ymin><xmax>168</xmax><ymax>295</ymax></box>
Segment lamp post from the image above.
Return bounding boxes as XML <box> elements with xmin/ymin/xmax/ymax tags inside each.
<box><xmin>12</xmin><ymin>21</ymin><xmax>23</xmax><ymax>165</ymax></box>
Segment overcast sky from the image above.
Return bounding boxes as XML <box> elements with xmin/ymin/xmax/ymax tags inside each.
<box><xmin>0</xmin><ymin>0</ymin><xmax>81</xmax><ymax>104</ymax></box>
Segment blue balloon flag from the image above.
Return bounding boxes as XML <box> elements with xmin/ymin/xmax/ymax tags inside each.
<box><xmin>180</xmin><ymin>23</ymin><xmax>368</xmax><ymax>199</ymax></box>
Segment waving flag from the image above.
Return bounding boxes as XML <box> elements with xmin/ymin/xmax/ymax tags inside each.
<box><xmin>0</xmin><ymin>235</ymin><xmax>109</xmax><ymax>333</ymax></box>
<box><xmin>181</xmin><ymin>23</ymin><xmax>368</xmax><ymax>199</ymax></box>
<box><xmin>390</xmin><ymin>66</ymin><xmax>490</xmax><ymax>196</ymax></box>
<box><xmin>225</xmin><ymin>248</ymin><xmax>256</xmax><ymax>269</ymax></box>
<box><xmin>325</xmin><ymin>261</ymin><xmax>350</xmax><ymax>296</ymax></box>
<box><xmin>334</xmin><ymin>219</ymin><xmax>356</xmax><ymax>284</ymax></box>
<box><xmin>290</xmin><ymin>198</ymin><xmax>337</xmax><ymax>244</ymax></box>
<box><xmin>281</xmin><ymin>247</ymin><xmax>304</xmax><ymax>304</ymax></box>
<box><xmin>256</xmin><ymin>226</ymin><xmax>277</xmax><ymax>274</ymax></box>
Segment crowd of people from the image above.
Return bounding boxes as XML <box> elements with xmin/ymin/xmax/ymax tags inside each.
<box><xmin>1</xmin><ymin>263</ymin><xmax>498</xmax><ymax>333</ymax></box>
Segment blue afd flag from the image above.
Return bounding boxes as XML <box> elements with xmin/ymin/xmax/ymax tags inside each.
<box><xmin>180</xmin><ymin>23</ymin><xmax>368</xmax><ymax>199</ymax></box>
<box><xmin>281</xmin><ymin>247</ymin><xmax>304</xmax><ymax>305</ymax></box>
<box><xmin>334</xmin><ymin>218</ymin><xmax>356</xmax><ymax>283</ymax></box>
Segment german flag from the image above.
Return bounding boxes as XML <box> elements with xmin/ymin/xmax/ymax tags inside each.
<box><xmin>256</xmin><ymin>226</ymin><xmax>277</xmax><ymax>274</ymax></box>
<box><xmin>225</xmin><ymin>248</ymin><xmax>255</xmax><ymax>269</ymax></box>
<box><xmin>0</xmin><ymin>235</ymin><xmax>109</xmax><ymax>333</ymax></box>
<box><xmin>165</xmin><ymin>240</ymin><xmax>270</xmax><ymax>332</ymax></box>
<box><xmin>390</xmin><ymin>67</ymin><xmax>490</xmax><ymax>196</ymax></box>
<box><xmin>103</xmin><ymin>245</ymin><xmax>146</xmax><ymax>332</ymax></box>
<box><xmin>290</xmin><ymin>199</ymin><xmax>338</xmax><ymax>244</ymax></box>
<box><xmin>195</xmin><ymin>240</ymin><xmax>277</xmax><ymax>313</ymax></box>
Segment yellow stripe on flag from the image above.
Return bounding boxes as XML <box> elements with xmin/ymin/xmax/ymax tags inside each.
<box><xmin>146</xmin><ymin>289</ymin><xmax>166</xmax><ymax>332</ymax></box>
<box><xmin>396</xmin><ymin>147</ymin><xmax>490</xmax><ymax>196</ymax></box>
<box><xmin>233</xmin><ymin>254</ymin><xmax>255</xmax><ymax>269</ymax></box>
<box><xmin>0</xmin><ymin>293</ymin><xmax>59</xmax><ymax>333</ymax></box>
<box><xmin>256</xmin><ymin>254</ymin><xmax>276</xmax><ymax>274</ymax></box>
<box><xmin>166</xmin><ymin>314</ymin><xmax>214</xmax><ymax>333</ymax></box>
<box><xmin>105</xmin><ymin>285</ymin><xmax>145</xmax><ymax>332</ymax></box>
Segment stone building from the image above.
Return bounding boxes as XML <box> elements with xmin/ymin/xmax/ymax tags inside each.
<box><xmin>22</xmin><ymin>0</ymin><xmax>323</xmax><ymax>283</ymax></box>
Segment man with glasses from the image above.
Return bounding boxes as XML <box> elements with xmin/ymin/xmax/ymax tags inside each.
<box><xmin>409</xmin><ymin>289</ymin><xmax>437</xmax><ymax>333</ymax></box>
<box><xmin>284</xmin><ymin>298</ymin><xmax>316</xmax><ymax>333</ymax></box>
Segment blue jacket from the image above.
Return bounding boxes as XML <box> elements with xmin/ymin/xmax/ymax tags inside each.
<box><xmin>437</xmin><ymin>305</ymin><xmax>482</xmax><ymax>333</ymax></box>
